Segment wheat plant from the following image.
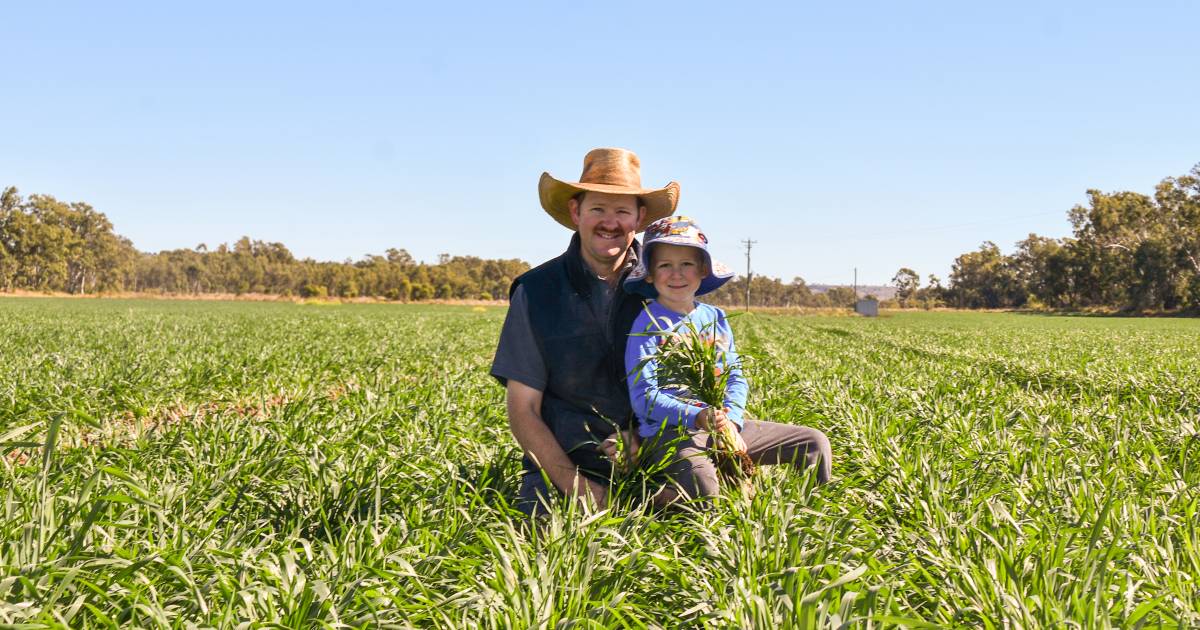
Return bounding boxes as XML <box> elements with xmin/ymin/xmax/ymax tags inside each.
<box><xmin>1</xmin><ymin>299</ymin><xmax>1197</xmax><ymax>627</ymax></box>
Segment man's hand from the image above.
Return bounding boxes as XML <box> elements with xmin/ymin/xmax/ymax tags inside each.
<box><xmin>507</xmin><ymin>380</ymin><xmax>603</xmax><ymax>502</ymax></box>
<box><xmin>574</xmin><ymin>476</ymin><xmax>608</xmax><ymax>510</ymax></box>
<box><xmin>600</xmin><ymin>430</ymin><xmax>640</xmax><ymax>463</ymax></box>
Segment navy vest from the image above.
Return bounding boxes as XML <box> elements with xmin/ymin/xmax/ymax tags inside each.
<box><xmin>511</xmin><ymin>233</ymin><xmax>645</xmax><ymax>480</ymax></box>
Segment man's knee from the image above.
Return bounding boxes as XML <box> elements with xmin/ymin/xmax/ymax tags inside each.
<box><xmin>516</xmin><ymin>470</ymin><xmax>554</xmax><ymax>516</ymax></box>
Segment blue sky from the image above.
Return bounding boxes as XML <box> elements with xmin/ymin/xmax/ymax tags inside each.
<box><xmin>3</xmin><ymin>1</ymin><xmax>1198</xmax><ymax>285</ymax></box>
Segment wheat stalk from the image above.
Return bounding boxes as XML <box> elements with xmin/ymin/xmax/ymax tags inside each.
<box><xmin>633</xmin><ymin>315</ymin><xmax>756</xmax><ymax>482</ymax></box>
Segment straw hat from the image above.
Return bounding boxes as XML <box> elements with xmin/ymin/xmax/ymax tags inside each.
<box><xmin>538</xmin><ymin>148</ymin><xmax>680</xmax><ymax>231</ymax></box>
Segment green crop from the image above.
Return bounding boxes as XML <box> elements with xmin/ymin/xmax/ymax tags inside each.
<box><xmin>1</xmin><ymin>299</ymin><xmax>1198</xmax><ymax>627</ymax></box>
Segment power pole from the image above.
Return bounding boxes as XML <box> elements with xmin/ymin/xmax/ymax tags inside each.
<box><xmin>742</xmin><ymin>238</ymin><xmax>756</xmax><ymax>311</ymax></box>
<box><xmin>853</xmin><ymin>267</ymin><xmax>858</xmax><ymax>300</ymax></box>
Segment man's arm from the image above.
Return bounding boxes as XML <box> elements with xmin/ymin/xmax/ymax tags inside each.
<box><xmin>506</xmin><ymin>379</ymin><xmax>607</xmax><ymax>509</ymax></box>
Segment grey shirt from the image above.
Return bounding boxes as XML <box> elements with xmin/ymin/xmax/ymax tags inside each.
<box><xmin>490</xmin><ymin>250</ymin><xmax>634</xmax><ymax>391</ymax></box>
<box><xmin>490</xmin><ymin>285</ymin><xmax>549</xmax><ymax>390</ymax></box>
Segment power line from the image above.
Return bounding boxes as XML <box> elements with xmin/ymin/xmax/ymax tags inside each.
<box><xmin>741</xmin><ymin>238</ymin><xmax>756</xmax><ymax>311</ymax></box>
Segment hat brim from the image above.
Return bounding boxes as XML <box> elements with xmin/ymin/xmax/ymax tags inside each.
<box><xmin>538</xmin><ymin>172</ymin><xmax>679</xmax><ymax>232</ymax></box>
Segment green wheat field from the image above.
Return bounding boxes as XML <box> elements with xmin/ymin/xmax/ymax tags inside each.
<box><xmin>2</xmin><ymin>298</ymin><xmax>1198</xmax><ymax>628</ymax></box>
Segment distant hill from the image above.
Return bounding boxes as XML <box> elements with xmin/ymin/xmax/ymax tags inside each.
<box><xmin>809</xmin><ymin>284</ymin><xmax>897</xmax><ymax>300</ymax></box>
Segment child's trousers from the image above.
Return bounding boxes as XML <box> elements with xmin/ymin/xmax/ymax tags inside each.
<box><xmin>514</xmin><ymin>419</ymin><xmax>833</xmax><ymax>515</ymax></box>
<box><xmin>641</xmin><ymin>419</ymin><xmax>833</xmax><ymax>502</ymax></box>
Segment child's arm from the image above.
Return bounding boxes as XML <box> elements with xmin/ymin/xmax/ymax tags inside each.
<box><xmin>625</xmin><ymin>326</ymin><xmax>709</xmax><ymax>431</ymax></box>
<box><xmin>718</xmin><ymin>312</ymin><xmax>748</xmax><ymax>430</ymax></box>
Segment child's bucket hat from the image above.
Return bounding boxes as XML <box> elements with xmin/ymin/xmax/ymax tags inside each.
<box><xmin>539</xmin><ymin>148</ymin><xmax>680</xmax><ymax>231</ymax></box>
<box><xmin>624</xmin><ymin>216</ymin><xmax>734</xmax><ymax>298</ymax></box>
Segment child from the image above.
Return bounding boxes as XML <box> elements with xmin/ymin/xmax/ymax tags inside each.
<box><xmin>623</xmin><ymin>216</ymin><xmax>832</xmax><ymax>504</ymax></box>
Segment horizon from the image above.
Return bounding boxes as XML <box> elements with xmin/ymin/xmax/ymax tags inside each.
<box><xmin>3</xmin><ymin>1</ymin><xmax>1198</xmax><ymax>285</ymax></box>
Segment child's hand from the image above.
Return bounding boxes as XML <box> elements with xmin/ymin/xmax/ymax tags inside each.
<box><xmin>698</xmin><ymin>407</ymin><xmax>731</xmax><ymax>432</ymax></box>
<box><xmin>699</xmin><ymin>407</ymin><xmax>747</xmax><ymax>454</ymax></box>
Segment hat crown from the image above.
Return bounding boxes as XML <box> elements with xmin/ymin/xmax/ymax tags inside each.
<box><xmin>538</xmin><ymin>147</ymin><xmax>679</xmax><ymax>231</ymax></box>
<box><xmin>643</xmin><ymin>216</ymin><xmax>709</xmax><ymax>249</ymax></box>
<box><xmin>578</xmin><ymin>148</ymin><xmax>643</xmax><ymax>190</ymax></box>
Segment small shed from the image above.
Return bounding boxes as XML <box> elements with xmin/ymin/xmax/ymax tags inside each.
<box><xmin>855</xmin><ymin>298</ymin><xmax>878</xmax><ymax>317</ymax></box>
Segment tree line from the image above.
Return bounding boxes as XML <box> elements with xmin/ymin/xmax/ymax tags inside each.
<box><xmin>0</xmin><ymin>186</ymin><xmax>528</xmax><ymax>300</ymax></box>
<box><xmin>9</xmin><ymin>162</ymin><xmax>1198</xmax><ymax>311</ymax></box>
<box><xmin>889</xmin><ymin>163</ymin><xmax>1200</xmax><ymax>312</ymax></box>
<box><xmin>0</xmin><ymin>184</ymin><xmax>872</xmax><ymax>306</ymax></box>
<box><xmin>705</xmin><ymin>276</ymin><xmax>859</xmax><ymax>309</ymax></box>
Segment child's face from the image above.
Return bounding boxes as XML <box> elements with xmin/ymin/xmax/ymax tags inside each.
<box><xmin>647</xmin><ymin>244</ymin><xmax>707</xmax><ymax>304</ymax></box>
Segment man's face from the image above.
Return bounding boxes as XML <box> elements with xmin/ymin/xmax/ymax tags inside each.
<box><xmin>568</xmin><ymin>191</ymin><xmax>646</xmax><ymax>272</ymax></box>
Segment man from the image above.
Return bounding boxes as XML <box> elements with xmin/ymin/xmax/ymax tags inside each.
<box><xmin>491</xmin><ymin>147</ymin><xmax>678</xmax><ymax>514</ymax></box>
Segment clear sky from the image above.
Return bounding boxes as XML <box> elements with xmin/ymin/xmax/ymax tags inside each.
<box><xmin>3</xmin><ymin>1</ymin><xmax>1198</xmax><ymax>285</ymax></box>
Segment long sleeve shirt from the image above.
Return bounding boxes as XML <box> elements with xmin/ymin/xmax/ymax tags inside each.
<box><xmin>624</xmin><ymin>300</ymin><xmax>748</xmax><ymax>439</ymax></box>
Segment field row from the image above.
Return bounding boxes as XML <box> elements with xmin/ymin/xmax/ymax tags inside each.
<box><xmin>2</xmin><ymin>299</ymin><xmax>1198</xmax><ymax>627</ymax></box>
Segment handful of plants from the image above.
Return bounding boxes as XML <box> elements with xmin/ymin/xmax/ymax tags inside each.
<box><xmin>633</xmin><ymin>317</ymin><xmax>756</xmax><ymax>481</ymax></box>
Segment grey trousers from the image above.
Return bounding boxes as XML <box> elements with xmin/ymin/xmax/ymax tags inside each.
<box><xmin>642</xmin><ymin>419</ymin><xmax>832</xmax><ymax>502</ymax></box>
<box><xmin>515</xmin><ymin>419</ymin><xmax>832</xmax><ymax>515</ymax></box>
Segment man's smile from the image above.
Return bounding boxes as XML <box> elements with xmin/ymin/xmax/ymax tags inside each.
<box><xmin>594</xmin><ymin>228</ymin><xmax>623</xmax><ymax>241</ymax></box>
